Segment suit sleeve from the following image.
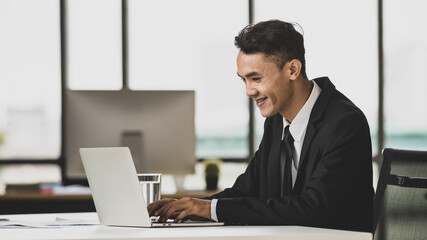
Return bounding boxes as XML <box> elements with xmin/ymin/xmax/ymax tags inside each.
<box><xmin>214</xmin><ymin>111</ymin><xmax>372</xmax><ymax>229</ymax></box>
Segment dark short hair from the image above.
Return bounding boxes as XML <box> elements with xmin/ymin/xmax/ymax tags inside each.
<box><xmin>235</xmin><ymin>20</ymin><xmax>306</xmax><ymax>77</ymax></box>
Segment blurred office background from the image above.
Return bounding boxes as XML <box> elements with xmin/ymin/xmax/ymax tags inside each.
<box><xmin>0</xmin><ymin>0</ymin><xmax>426</xmax><ymax>193</ymax></box>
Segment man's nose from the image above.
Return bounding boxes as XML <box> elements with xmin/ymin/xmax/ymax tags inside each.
<box><xmin>246</xmin><ymin>83</ymin><xmax>257</xmax><ymax>97</ymax></box>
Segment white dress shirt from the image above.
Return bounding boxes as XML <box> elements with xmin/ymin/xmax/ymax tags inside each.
<box><xmin>282</xmin><ymin>80</ymin><xmax>321</xmax><ymax>188</ymax></box>
<box><xmin>211</xmin><ymin>81</ymin><xmax>322</xmax><ymax>222</ymax></box>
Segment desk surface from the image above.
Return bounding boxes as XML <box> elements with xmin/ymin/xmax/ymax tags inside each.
<box><xmin>0</xmin><ymin>191</ymin><xmax>218</xmax><ymax>215</ymax></box>
<box><xmin>0</xmin><ymin>212</ymin><xmax>372</xmax><ymax>240</ymax></box>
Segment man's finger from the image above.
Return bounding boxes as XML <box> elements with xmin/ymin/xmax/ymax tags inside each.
<box><xmin>156</xmin><ymin>201</ymin><xmax>179</xmax><ymax>222</ymax></box>
<box><xmin>157</xmin><ymin>199</ymin><xmax>190</xmax><ymax>222</ymax></box>
<box><xmin>147</xmin><ymin>198</ymin><xmax>176</xmax><ymax>216</ymax></box>
<box><xmin>174</xmin><ymin>210</ymin><xmax>190</xmax><ymax>223</ymax></box>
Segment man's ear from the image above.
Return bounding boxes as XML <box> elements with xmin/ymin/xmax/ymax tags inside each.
<box><xmin>288</xmin><ymin>59</ymin><xmax>302</xmax><ymax>80</ymax></box>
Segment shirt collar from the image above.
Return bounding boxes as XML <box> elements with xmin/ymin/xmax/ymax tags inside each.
<box><xmin>282</xmin><ymin>80</ymin><xmax>322</xmax><ymax>142</ymax></box>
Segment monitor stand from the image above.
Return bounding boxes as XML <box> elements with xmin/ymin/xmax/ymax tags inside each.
<box><xmin>173</xmin><ymin>175</ymin><xmax>186</xmax><ymax>192</ymax></box>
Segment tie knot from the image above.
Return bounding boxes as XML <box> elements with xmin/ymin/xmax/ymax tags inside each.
<box><xmin>283</xmin><ymin>125</ymin><xmax>294</xmax><ymax>143</ymax></box>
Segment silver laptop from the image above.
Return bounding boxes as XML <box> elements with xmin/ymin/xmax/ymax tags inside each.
<box><xmin>80</xmin><ymin>147</ymin><xmax>224</xmax><ymax>227</ymax></box>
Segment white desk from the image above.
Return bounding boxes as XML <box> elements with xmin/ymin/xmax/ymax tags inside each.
<box><xmin>0</xmin><ymin>212</ymin><xmax>372</xmax><ymax>240</ymax></box>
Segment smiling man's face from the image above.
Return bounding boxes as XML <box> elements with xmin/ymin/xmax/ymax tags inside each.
<box><xmin>237</xmin><ymin>51</ymin><xmax>295</xmax><ymax>118</ymax></box>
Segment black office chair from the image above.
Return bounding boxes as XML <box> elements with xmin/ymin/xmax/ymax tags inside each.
<box><xmin>374</xmin><ymin>148</ymin><xmax>427</xmax><ymax>240</ymax></box>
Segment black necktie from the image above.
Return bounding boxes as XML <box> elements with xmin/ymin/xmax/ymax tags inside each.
<box><xmin>281</xmin><ymin>125</ymin><xmax>294</xmax><ymax>196</ymax></box>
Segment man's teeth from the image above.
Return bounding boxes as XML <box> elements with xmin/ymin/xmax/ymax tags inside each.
<box><xmin>257</xmin><ymin>97</ymin><xmax>266</xmax><ymax>103</ymax></box>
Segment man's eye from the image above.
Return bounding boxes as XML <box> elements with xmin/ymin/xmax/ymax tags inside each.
<box><xmin>253</xmin><ymin>77</ymin><xmax>261</xmax><ymax>81</ymax></box>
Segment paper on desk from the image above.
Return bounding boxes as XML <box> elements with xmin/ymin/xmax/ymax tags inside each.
<box><xmin>52</xmin><ymin>217</ymin><xmax>98</xmax><ymax>226</ymax></box>
<box><xmin>0</xmin><ymin>217</ymin><xmax>98</xmax><ymax>228</ymax></box>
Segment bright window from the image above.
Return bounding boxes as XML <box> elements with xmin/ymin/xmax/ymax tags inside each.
<box><xmin>383</xmin><ymin>0</ymin><xmax>427</xmax><ymax>150</ymax></box>
<box><xmin>127</xmin><ymin>0</ymin><xmax>250</xmax><ymax>158</ymax></box>
<box><xmin>65</xmin><ymin>0</ymin><xmax>123</xmax><ymax>90</ymax></box>
<box><xmin>0</xmin><ymin>0</ymin><xmax>61</xmax><ymax>159</ymax></box>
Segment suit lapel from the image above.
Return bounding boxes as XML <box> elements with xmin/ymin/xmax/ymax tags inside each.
<box><xmin>298</xmin><ymin>121</ymin><xmax>317</xmax><ymax>170</ymax></box>
<box><xmin>291</xmin><ymin>120</ymin><xmax>317</xmax><ymax>194</ymax></box>
<box><xmin>268</xmin><ymin>116</ymin><xmax>283</xmax><ymax>197</ymax></box>
<box><xmin>294</xmin><ymin>77</ymin><xmax>335</xmax><ymax>192</ymax></box>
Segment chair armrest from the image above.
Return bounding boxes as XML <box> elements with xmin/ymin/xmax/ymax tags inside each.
<box><xmin>389</xmin><ymin>174</ymin><xmax>427</xmax><ymax>188</ymax></box>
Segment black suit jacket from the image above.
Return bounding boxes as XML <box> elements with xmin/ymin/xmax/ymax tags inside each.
<box><xmin>207</xmin><ymin>77</ymin><xmax>373</xmax><ymax>232</ymax></box>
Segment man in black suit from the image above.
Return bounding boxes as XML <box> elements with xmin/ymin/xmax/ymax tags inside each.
<box><xmin>148</xmin><ymin>19</ymin><xmax>373</xmax><ymax>232</ymax></box>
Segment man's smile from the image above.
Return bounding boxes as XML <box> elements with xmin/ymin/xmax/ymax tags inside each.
<box><xmin>255</xmin><ymin>97</ymin><xmax>268</xmax><ymax>107</ymax></box>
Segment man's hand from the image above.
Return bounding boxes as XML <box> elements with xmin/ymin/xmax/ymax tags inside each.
<box><xmin>147</xmin><ymin>198</ymin><xmax>176</xmax><ymax>216</ymax></box>
<box><xmin>147</xmin><ymin>197</ymin><xmax>212</xmax><ymax>223</ymax></box>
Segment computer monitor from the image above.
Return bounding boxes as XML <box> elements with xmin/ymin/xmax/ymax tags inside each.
<box><xmin>64</xmin><ymin>89</ymin><xmax>195</xmax><ymax>181</ymax></box>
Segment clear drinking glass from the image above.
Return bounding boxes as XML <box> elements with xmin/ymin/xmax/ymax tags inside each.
<box><xmin>137</xmin><ymin>173</ymin><xmax>162</xmax><ymax>206</ymax></box>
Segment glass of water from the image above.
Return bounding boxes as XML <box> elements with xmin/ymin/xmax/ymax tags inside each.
<box><xmin>137</xmin><ymin>173</ymin><xmax>162</xmax><ymax>206</ymax></box>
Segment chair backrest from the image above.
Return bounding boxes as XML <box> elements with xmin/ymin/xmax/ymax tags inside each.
<box><xmin>374</xmin><ymin>148</ymin><xmax>427</xmax><ymax>240</ymax></box>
